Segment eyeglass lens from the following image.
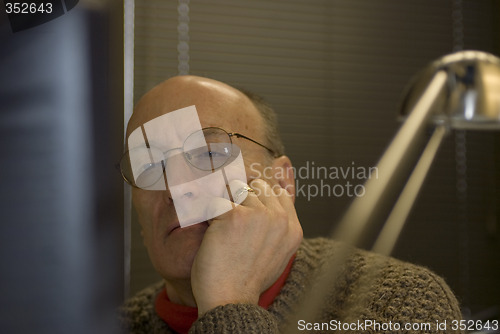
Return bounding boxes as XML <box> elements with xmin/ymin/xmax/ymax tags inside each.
<box><xmin>184</xmin><ymin>128</ymin><xmax>233</xmax><ymax>171</ymax></box>
<box><xmin>121</xmin><ymin>127</ymin><xmax>235</xmax><ymax>189</ymax></box>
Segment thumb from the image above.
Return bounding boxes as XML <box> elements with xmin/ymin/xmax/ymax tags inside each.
<box><xmin>205</xmin><ymin>197</ymin><xmax>234</xmax><ymax>222</ymax></box>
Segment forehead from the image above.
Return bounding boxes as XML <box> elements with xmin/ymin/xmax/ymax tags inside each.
<box><xmin>127</xmin><ymin>105</ymin><xmax>202</xmax><ymax>151</ymax></box>
<box><xmin>127</xmin><ymin>77</ymin><xmax>264</xmax><ymax>140</ymax></box>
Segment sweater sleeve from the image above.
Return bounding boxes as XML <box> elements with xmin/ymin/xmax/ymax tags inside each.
<box><xmin>339</xmin><ymin>250</ymin><xmax>464</xmax><ymax>334</ymax></box>
<box><xmin>189</xmin><ymin>304</ymin><xmax>278</xmax><ymax>334</ymax></box>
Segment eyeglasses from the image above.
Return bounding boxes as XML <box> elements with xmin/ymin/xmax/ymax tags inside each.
<box><xmin>119</xmin><ymin>127</ymin><xmax>277</xmax><ymax>188</ymax></box>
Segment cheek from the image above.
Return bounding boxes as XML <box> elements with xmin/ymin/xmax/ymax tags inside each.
<box><xmin>243</xmin><ymin>152</ymin><xmax>265</xmax><ymax>177</ymax></box>
<box><xmin>133</xmin><ymin>207</ymin><xmax>155</xmax><ymax>251</ymax></box>
<box><xmin>132</xmin><ymin>189</ymin><xmax>161</xmax><ymax>217</ymax></box>
<box><xmin>132</xmin><ymin>190</ymin><xmax>164</xmax><ymax>239</ymax></box>
<box><xmin>137</xmin><ymin>216</ymin><xmax>152</xmax><ymax>243</ymax></box>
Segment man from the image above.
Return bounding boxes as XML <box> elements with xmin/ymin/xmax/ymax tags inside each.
<box><xmin>120</xmin><ymin>75</ymin><xmax>462</xmax><ymax>333</ymax></box>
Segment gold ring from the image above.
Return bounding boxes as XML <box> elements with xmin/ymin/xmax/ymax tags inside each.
<box><xmin>233</xmin><ymin>185</ymin><xmax>255</xmax><ymax>203</ymax></box>
<box><xmin>244</xmin><ymin>186</ymin><xmax>255</xmax><ymax>193</ymax></box>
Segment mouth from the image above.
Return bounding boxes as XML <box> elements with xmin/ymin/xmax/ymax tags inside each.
<box><xmin>166</xmin><ymin>220</ymin><xmax>181</xmax><ymax>236</ymax></box>
<box><xmin>167</xmin><ymin>220</ymin><xmax>208</xmax><ymax>236</ymax></box>
<box><xmin>168</xmin><ymin>225</ymin><xmax>180</xmax><ymax>235</ymax></box>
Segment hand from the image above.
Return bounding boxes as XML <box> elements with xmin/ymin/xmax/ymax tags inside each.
<box><xmin>190</xmin><ymin>178</ymin><xmax>303</xmax><ymax>316</ymax></box>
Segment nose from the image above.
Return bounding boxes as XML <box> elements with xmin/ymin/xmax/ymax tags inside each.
<box><xmin>161</xmin><ymin>160</ymin><xmax>201</xmax><ymax>205</ymax></box>
<box><xmin>169</xmin><ymin>178</ymin><xmax>212</xmax><ymax>227</ymax></box>
<box><xmin>163</xmin><ymin>151</ymin><xmax>233</xmax><ymax>227</ymax></box>
<box><xmin>164</xmin><ymin>151</ymin><xmax>202</xmax><ymax>186</ymax></box>
<box><xmin>169</xmin><ymin>181</ymin><xmax>201</xmax><ymax>201</ymax></box>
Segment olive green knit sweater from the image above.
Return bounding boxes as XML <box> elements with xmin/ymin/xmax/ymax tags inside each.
<box><xmin>120</xmin><ymin>238</ymin><xmax>462</xmax><ymax>333</ymax></box>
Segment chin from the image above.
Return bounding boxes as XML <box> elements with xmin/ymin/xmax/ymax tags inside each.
<box><xmin>156</xmin><ymin>226</ymin><xmax>206</xmax><ymax>281</ymax></box>
<box><xmin>163</xmin><ymin>248</ymin><xmax>199</xmax><ymax>281</ymax></box>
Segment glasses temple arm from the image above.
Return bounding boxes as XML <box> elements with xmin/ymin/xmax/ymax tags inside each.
<box><xmin>231</xmin><ymin>132</ymin><xmax>278</xmax><ymax>157</ymax></box>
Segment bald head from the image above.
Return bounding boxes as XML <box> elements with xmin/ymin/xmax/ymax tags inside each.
<box><xmin>128</xmin><ymin>76</ymin><xmax>262</xmax><ymax>140</ymax></box>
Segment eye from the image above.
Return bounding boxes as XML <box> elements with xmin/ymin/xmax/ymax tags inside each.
<box><xmin>135</xmin><ymin>161</ymin><xmax>164</xmax><ymax>188</ymax></box>
<box><xmin>122</xmin><ymin>146</ymin><xmax>165</xmax><ymax>188</ymax></box>
<box><xmin>187</xmin><ymin>149</ymin><xmax>224</xmax><ymax>161</ymax></box>
<box><xmin>139</xmin><ymin>162</ymin><xmax>159</xmax><ymax>173</ymax></box>
<box><xmin>207</xmin><ymin>150</ymin><xmax>224</xmax><ymax>158</ymax></box>
<box><xmin>184</xmin><ymin>144</ymin><xmax>232</xmax><ymax>170</ymax></box>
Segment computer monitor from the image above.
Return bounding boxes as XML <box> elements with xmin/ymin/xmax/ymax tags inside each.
<box><xmin>0</xmin><ymin>2</ymin><xmax>124</xmax><ymax>333</ymax></box>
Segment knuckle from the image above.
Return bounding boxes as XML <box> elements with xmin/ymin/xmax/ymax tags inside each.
<box><xmin>230</xmin><ymin>206</ymin><xmax>248</xmax><ymax>222</ymax></box>
<box><xmin>248</xmin><ymin>178</ymin><xmax>263</xmax><ymax>189</ymax></box>
<box><xmin>273</xmin><ymin>207</ymin><xmax>288</xmax><ymax>224</ymax></box>
<box><xmin>294</xmin><ymin>225</ymin><xmax>304</xmax><ymax>244</ymax></box>
<box><xmin>250</xmin><ymin>178</ymin><xmax>271</xmax><ymax>194</ymax></box>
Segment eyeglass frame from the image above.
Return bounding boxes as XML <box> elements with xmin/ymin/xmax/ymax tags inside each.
<box><xmin>119</xmin><ymin>126</ymin><xmax>279</xmax><ymax>188</ymax></box>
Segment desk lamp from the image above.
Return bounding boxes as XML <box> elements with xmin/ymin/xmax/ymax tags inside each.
<box><xmin>287</xmin><ymin>51</ymin><xmax>500</xmax><ymax>330</ymax></box>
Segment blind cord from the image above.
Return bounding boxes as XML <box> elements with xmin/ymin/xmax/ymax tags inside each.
<box><xmin>178</xmin><ymin>0</ymin><xmax>190</xmax><ymax>75</ymax></box>
<box><xmin>452</xmin><ymin>0</ymin><xmax>470</xmax><ymax>317</ymax></box>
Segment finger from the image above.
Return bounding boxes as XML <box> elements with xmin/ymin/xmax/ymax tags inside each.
<box><xmin>226</xmin><ymin>179</ymin><xmax>261</xmax><ymax>207</ymax></box>
<box><xmin>205</xmin><ymin>179</ymin><xmax>262</xmax><ymax>224</ymax></box>
<box><xmin>204</xmin><ymin>197</ymin><xmax>234</xmax><ymax>223</ymax></box>
<box><xmin>206</xmin><ymin>178</ymin><xmax>260</xmax><ymax>222</ymax></box>
<box><xmin>274</xmin><ymin>184</ymin><xmax>295</xmax><ymax>211</ymax></box>
<box><xmin>248</xmin><ymin>178</ymin><xmax>279</xmax><ymax>207</ymax></box>
<box><xmin>226</xmin><ymin>179</ymin><xmax>251</xmax><ymax>204</ymax></box>
<box><xmin>274</xmin><ymin>185</ymin><xmax>302</xmax><ymax>242</ymax></box>
<box><xmin>250</xmin><ymin>179</ymin><xmax>298</xmax><ymax>227</ymax></box>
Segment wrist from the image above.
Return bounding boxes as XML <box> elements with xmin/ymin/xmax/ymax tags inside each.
<box><xmin>196</xmin><ymin>290</ymin><xmax>260</xmax><ymax>316</ymax></box>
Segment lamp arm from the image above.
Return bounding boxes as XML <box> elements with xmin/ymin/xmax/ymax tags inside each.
<box><xmin>372</xmin><ymin>124</ymin><xmax>448</xmax><ymax>255</ymax></box>
<box><xmin>332</xmin><ymin>69</ymin><xmax>448</xmax><ymax>244</ymax></box>
<box><xmin>286</xmin><ymin>70</ymin><xmax>448</xmax><ymax>333</ymax></box>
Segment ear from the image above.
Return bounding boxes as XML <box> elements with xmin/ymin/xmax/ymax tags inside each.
<box><xmin>271</xmin><ymin>155</ymin><xmax>295</xmax><ymax>203</ymax></box>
